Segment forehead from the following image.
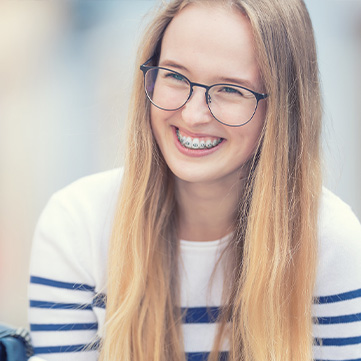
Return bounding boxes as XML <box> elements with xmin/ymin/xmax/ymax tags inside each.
<box><xmin>159</xmin><ymin>3</ymin><xmax>260</xmax><ymax>83</ymax></box>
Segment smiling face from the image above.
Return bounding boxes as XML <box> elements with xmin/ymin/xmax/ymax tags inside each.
<box><xmin>150</xmin><ymin>3</ymin><xmax>266</xmax><ymax>187</ymax></box>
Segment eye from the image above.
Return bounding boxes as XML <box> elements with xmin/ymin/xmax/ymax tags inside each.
<box><xmin>164</xmin><ymin>71</ymin><xmax>186</xmax><ymax>82</ymax></box>
<box><xmin>213</xmin><ymin>84</ymin><xmax>255</xmax><ymax>100</ymax></box>
<box><xmin>220</xmin><ymin>86</ymin><xmax>244</xmax><ymax>96</ymax></box>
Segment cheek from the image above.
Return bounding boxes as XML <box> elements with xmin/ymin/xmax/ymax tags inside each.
<box><xmin>233</xmin><ymin>104</ymin><xmax>265</xmax><ymax>154</ymax></box>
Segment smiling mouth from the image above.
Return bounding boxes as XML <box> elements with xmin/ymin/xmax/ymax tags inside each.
<box><xmin>176</xmin><ymin>128</ymin><xmax>224</xmax><ymax>150</ymax></box>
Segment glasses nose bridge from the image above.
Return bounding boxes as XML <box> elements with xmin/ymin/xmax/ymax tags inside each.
<box><xmin>189</xmin><ymin>81</ymin><xmax>211</xmax><ymax>105</ymax></box>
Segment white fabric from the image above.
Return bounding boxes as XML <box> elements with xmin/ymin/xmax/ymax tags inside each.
<box><xmin>28</xmin><ymin>169</ymin><xmax>361</xmax><ymax>360</ymax></box>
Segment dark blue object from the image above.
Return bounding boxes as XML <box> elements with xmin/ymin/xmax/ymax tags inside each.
<box><xmin>0</xmin><ymin>324</ymin><xmax>33</xmax><ymax>361</ymax></box>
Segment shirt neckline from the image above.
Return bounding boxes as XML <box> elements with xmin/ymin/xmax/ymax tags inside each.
<box><xmin>180</xmin><ymin>233</ymin><xmax>232</xmax><ymax>249</ymax></box>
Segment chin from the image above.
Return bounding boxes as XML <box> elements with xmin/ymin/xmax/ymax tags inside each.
<box><xmin>167</xmin><ymin>164</ymin><xmax>210</xmax><ymax>184</ymax></box>
<box><xmin>168</xmin><ymin>162</ymin><xmax>240</xmax><ymax>186</ymax></box>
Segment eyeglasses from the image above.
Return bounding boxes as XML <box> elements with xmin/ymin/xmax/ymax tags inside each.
<box><xmin>140</xmin><ymin>58</ymin><xmax>268</xmax><ymax>127</ymax></box>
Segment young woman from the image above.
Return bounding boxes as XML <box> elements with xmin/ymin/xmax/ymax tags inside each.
<box><xmin>28</xmin><ymin>0</ymin><xmax>361</xmax><ymax>360</ymax></box>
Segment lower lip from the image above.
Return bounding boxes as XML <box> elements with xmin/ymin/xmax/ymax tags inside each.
<box><xmin>172</xmin><ymin>126</ymin><xmax>224</xmax><ymax>157</ymax></box>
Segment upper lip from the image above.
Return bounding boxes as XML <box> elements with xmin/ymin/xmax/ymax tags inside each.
<box><xmin>174</xmin><ymin>125</ymin><xmax>224</xmax><ymax>139</ymax></box>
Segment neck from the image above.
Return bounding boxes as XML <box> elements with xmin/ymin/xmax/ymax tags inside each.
<box><xmin>175</xmin><ymin>176</ymin><xmax>244</xmax><ymax>242</ymax></box>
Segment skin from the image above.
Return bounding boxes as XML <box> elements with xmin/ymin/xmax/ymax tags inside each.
<box><xmin>150</xmin><ymin>3</ymin><xmax>266</xmax><ymax>241</ymax></box>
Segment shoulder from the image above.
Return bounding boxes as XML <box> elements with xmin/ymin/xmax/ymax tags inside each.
<box><xmin>49</xmin><ymin>167</ymin><xmax>123</xmax><ymax>215</ymax></box>
<box><xmin>313</xmin><ymin>189</ymin><xmax>361</xmax><ymax>359</ymax></box>
<box><xmin>37</xmin><ymin>166</ymin><xmax>124</xmax><ymax>256</ymax></box>
<box><xmin>39</xmin><ymin>167</ymin><xmax>124</xmax><ymax>234</ymax></box>
<box><xmin>30</xmin><ymin>168</ymin><xmax>123</xmax><ymax>289</ymax></box>
<box><xmin>315</xmin><ymin>187</ymin><xmax>361</xmax><ymax>296</ymax></box>
<box><xmin>318</xmin><ymin>187</ymin><xmax>361</xmax><ymax>256</ymax></box>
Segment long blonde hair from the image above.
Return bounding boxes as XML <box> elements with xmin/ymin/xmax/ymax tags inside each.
<box><xmin>99</xmin><ymin>0</ymin><xmax>322</xmax><ymax>360</ymax></box>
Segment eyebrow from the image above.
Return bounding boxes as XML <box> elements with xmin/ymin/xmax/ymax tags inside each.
<box><xmin>158</xmin><ymin>59</ymin><xmax>257</xmax><ymax>90</ymax></box>
<box><xmin>159</xmin><ymin>60</ymin><xmax>188</xmax><ymax>72</ymax></box>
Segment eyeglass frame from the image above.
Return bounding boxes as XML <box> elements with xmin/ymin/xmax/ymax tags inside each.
<box><xmin>140</xmin><ymin>58</ymin><xmax>268</xmax><ymax>127</ymax></box>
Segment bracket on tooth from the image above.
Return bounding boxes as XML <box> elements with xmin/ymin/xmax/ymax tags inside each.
<box><xmin>185</xmin><ymin>137</ymin><xmax>192</xmax><ymax>147</ymax></box>
<box><xmin>176</xmin><ymin>128</ymin><xmax>221</xmax><ymax>150</ymax></box>
<box><xmin>192</xmin><ymin>139</ymin><xmax>200</xmax><ymax>149</ymax></box>
<box><xmin>206</xmin><ymin>140</ymin><xmax>213</xmax><ymax>148</ymax></box>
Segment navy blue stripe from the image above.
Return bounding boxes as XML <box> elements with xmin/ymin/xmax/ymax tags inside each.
<box><xmin>33</xmin><ymin>340</ymin><xmax>100</xmax><ymax>354</ymax></box>
<box><xmin>181</xmin><ymin>307</ymin><xmax>221</xmax><ymax>323</ymax></box>
<box><xmin>186</xmin><ymin>351</ymin><xmax>228</xmax><ymax>361</ymax></box>
<box><xmin>315</xmin><ymin>335</ymin><xmax>361</xmax><ymax>346</ymax></box>
<box><xmin>315</xmin><ymin>288</ymin><xmax>361</xmax><ymax>304</ymax></box>
<box><xmin>92</xmin><ymin>293</ymin><xmax>106</xmax><ymax>309</ymax></box>
<box><xmin>29</xmin><ymin>300</ymin><xmax>92</xmax><ymax>310</ymax></box>
<box><xmin>315</xmin><ymin>312</ymin><xmax>361</xmax><ymax>325</ymax></box>
<box><xmin>30</xmin><ymin>323</ymin><xmax>98</xmax><ymax>331</ymax></box>
<box><xmin>30</xmin><ymin>276</ymin><xmax>95</xmax><ymax>292</ymax></box>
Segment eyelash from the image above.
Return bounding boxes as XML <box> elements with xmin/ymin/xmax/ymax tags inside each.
<box><xmin>164</xmin><ymin>72</ymin><xmax>186</xmax><ymax>82</ymax></box>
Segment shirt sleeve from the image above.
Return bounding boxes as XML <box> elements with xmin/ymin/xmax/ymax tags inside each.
<box><xmin>312</xmin><ymin>189</ymin><xmax>361</xmax><ymax>360</ymax></box>
<box><xmin>28</xmin><ymin>192</ymin><xmax>102</xmax><ymax>361</ymax></box>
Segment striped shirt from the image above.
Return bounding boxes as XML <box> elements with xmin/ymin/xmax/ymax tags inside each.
<box><xmin>28</xmin><ymin>169</ymin><xmax>361</xmax><ymax>360</ymax></box>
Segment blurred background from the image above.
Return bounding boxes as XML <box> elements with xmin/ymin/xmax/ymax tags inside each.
<box><xmin>0</xmin><ymin>0</ymin><xmax>360</xmax><ymax>328</ymax></box>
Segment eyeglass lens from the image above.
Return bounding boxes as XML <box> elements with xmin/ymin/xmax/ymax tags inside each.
<box><xmin>144</xmin><ymin>68</ymin><xmax>258</xmax><ymax>126</ymax></box>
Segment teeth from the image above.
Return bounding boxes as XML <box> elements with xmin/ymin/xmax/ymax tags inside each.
<box><xmin>176</xmin><ymin>129</ymin><xmax>222</xmax><ymax>150</ymax></box>
<box><xmin>192</xmin><ymin>138</ymin><xmax>200</xmax><ymax>148</ymax></box>
<box><xmin>184</xmin><ymin>137</ymin><xmax>192</xmax><ymax>147</ymax></box>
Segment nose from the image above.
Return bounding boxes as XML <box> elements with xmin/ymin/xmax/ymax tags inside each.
<box><xmin>180</xmin><ymin>87</ymin><xmax>214</xmax><ymax>127</ymax></box>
